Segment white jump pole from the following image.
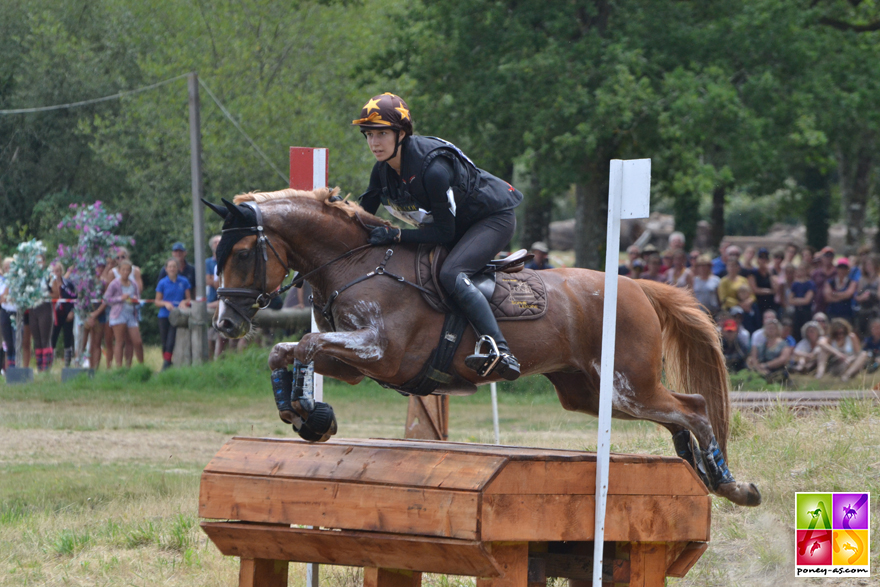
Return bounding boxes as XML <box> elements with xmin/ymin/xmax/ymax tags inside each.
<box><xmin>290</xmin><ymin>147</ymin><xmax>328</xmax><ymax>587</ymax></box>
<box><xmin>490</xmin><ymin>381</ymin><xmax>500</xmax><ymax>444</ymax></box>
<box><xmin>592</xmin><ymin>159</ymin><xmax>651</xmax><ymax>586</ymax></box>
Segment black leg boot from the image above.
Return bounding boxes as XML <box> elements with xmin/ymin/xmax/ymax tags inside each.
<box><xmin>449</xmin><ymin>273</ymin><xmax>520</xmax><ymax>380</ymax></box>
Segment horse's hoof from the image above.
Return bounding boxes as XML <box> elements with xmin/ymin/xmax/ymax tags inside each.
<box><xmin>717</xmin><ymin>481</ymin><xmax>762</xmax><ymax>507</ymax></box>
<box><xmin>293</xmin><ymin>402</ymin><xmax>337</xmax><ymax>443</ymax></box>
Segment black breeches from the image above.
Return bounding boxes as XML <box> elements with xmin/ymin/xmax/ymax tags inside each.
<box><xmin>30</xmin><ymin>302</ymin><xmax>54</xmax><ymax>349</ymax></box>
<box><xmin>51</xmin><ymin>307</ymin><xmax>74</xmax><ymax>350</ymax></box>
<box><xmin>438</xmin><ymin>209</ymin><xmax>516</xmax><ymax>294</ymax></box>
<box><xmin>0</xmin><ymin>308</ymin><xmax>13</xmax><ymax>361</ymax></box>
<box><xmin>159</xmin><ymin>317</ymin><xmax>177</xmax><ymax>355</ymax></box>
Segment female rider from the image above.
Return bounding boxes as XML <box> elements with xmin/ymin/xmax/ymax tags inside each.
<box><xmin>353</xmin><ymin>93</ymin><xmax>523</xmax><ymax>380</ymax></box>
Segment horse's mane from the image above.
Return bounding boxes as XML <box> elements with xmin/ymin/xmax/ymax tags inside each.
<box><xmin>233</xmin><ymin>186</ymin><xmax>380</xmax><ymax>221</ymax></box>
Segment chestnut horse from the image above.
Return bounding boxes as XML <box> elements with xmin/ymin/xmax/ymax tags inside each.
<box><xmin>208</xmin><ymin>187</ymin><xmax>760</xmax><ymax>507</ymax></box>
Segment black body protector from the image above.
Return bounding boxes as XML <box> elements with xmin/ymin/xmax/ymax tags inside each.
<box><xmin>359</xmin><ymin>134</ymin><xmax>524</xmax><ymax>380</ymax></box>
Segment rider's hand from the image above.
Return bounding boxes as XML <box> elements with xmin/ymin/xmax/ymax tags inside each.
<box><xmin>369</xmin><ymin>226</ymin><xmax>401</xmax><ymax>246</ymax></box>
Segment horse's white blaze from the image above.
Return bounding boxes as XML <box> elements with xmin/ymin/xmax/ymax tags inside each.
<box><xmin>321</xmin><ymin>300</ymin><xmax>386</xmax><ymax>361</ymax></box>
<box><xmin>217</xmin><ymin>274</ymin><xmax>229</xmax><ymax>320</ymax></box>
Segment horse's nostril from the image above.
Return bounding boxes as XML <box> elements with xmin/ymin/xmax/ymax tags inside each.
<box><xmin>218</xmin><ymin>318</ymin><xmax>233</xmax><ymax>331</ymax></box>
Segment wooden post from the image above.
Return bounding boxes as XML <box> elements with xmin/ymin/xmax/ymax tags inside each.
<box><xmin>364</xmin><ymin>568</ymin><xmax>422</xmax><ymax>587</ymax></box>
<box><xmin>188</xmin><ymin>71</ymin><xmax>209</xmax><ymax>364</ymax></box>
<box><xmin>404</xmin><ymin>396</ymin><xmax>448</xmax><ymax>440</ymax></box>
<box><xmin>477</xmin><ymin>543</ymin><xmax>529</xmax><ymax>587</ymax></box>
<box><xmin>239</xmin><ymin>558</ymin><xmax>288</xmax><ymax>587</ymax></box>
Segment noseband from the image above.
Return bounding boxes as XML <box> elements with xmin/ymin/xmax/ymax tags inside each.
<box><xmin>216</xmin><ymin>203</ymin><xmax>293</xmax><ymax>323</ymax></box>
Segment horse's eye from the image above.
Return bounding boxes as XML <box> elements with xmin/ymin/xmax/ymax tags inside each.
<box><xmin>236</xmin><ymin>249</ymin><xmax>251</xmax><ymax>260</ymax></box>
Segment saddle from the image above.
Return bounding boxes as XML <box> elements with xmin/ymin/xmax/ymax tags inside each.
<box><xmin>415</xmin><ymin>245</ymin><xmax>548</xmax><ymax>320</ymax></box>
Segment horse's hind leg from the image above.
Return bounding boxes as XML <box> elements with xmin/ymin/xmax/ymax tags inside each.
<box><xmin>629</xmin><ymin>386</ymin><xmax>761</xmax><ymax>507</ymax></box>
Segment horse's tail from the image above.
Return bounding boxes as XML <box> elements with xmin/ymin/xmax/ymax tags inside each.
<box><xmin>636</xmin><ymin>280</ymin><xmax>730</xmax><ymax>457</ymax></box>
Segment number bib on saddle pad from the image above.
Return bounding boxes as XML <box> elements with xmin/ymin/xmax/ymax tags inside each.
<box><xmin>415</xmin><ymin>244</ymin><xmax>549</xmax><ymax>320</ymax></box>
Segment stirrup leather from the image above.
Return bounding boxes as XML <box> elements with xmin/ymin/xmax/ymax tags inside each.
<box><xmin>465</xmin><ymin>335</ymin><xmax>503</xmax><ymax>377</ymax></box>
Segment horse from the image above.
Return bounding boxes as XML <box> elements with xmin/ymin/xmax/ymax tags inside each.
<box><xmin>205</xmin><ymin>186</ymin><xmax>761</xmax><ymax>507</ymax></box>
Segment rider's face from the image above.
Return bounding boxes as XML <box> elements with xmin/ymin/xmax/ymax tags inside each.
<box><xmin>363</xmin><ymin>129</ymin><xmax>401</xmax><ymax>162</ymax></box>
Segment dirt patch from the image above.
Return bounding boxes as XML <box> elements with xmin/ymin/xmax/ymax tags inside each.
<box><xmin>0</xmin><ymin>427</ymin><xmax>230</xmax><ymax>466</ymax></box>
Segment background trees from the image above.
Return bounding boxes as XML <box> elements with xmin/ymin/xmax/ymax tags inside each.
<box><xmin>1</xmin><ymin>0</ymin><xmax>879</xmax><ymax>272</ymax></box>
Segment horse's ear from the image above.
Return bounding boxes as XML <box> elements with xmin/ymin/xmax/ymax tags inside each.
<box><xmin>202</xmin><ymin>199</ymin><xmax>228</xmax><ymax>219</ymax></box>
<box><xmin>222</xmin><ymin>198</ymin><xmax>247</xmax><ymax>220</ymax></box>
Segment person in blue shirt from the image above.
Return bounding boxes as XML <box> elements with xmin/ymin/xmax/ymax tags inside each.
<box><xmin>206</xmin><ymin>235</ymin><xmax>220</xmax><ymax>304</ymax></box>
<box><xmin>155</xmin><ymin>258</ymin><xmax>192</xmax><ymax>370</ymax></box>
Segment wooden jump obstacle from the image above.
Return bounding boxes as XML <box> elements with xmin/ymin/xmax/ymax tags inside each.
<box><xmin>200</xmin><ymin>438</ymin><xmax>710</xmax><ymax>587</ymax></box>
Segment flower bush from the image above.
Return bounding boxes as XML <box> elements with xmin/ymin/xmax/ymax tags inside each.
<box><xmin>6</xmin><ymin>239</ymin><xmax>49</xmax><ymax>310</ymax></box>
<box><xmin>56</xmin><ymin>201</ymin><xmax>133</xmax><ymax>317</ymax></box>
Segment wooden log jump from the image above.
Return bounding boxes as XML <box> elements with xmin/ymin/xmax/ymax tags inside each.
<box><xmin>199</xmin><ymin>438</ymin><xmax>710</xmax><ymax>587</ymax></box>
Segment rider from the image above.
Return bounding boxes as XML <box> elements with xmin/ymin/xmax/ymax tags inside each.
<box><xmin>353</xmin><ymin>92</ymin><xmax>523</xmax><ymax>380</ymax></box>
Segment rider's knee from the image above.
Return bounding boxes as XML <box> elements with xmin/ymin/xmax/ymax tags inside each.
<box><xmin>440</xmin><ymin>268</ymin><xmax>466</xmax><ymax>294</ymax></box>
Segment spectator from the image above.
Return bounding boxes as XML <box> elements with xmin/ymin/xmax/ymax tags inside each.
<box><xmin>769</xmin><ymin>247</ymin><xmax>785</xmax><ymax>276</ymax></box>
<box><xmin>848</xmin><ymin>245</ymin><xmax>871</xmax><ymax>283</ymax></box>
<box><xmin>741</xmin><ymin>246</ymin><xmax>756</xmax><ymax>276</ymax></box>
<box><xmin>816</xmin><ymin>318</ymin><xmax>860</xmax><ymax>379</ymax></box>
<box><xmin>792</xmin><ymin>320</ymin><xmax>824</xmax><ymax>374</ymax></box>
<box><xmin>837</xmin><ymin>318</ymin><xmax>880</xmax><ymax>382</ymax></box>
<box><xmin>206</xmin><ymin>235</ymin><xmax>221</xmax><ymax>302</ymax></box>
<box><xmin>824</xmin><ymin>257</ymin><xmax>857</xmax><ymax>321</ymax></box>
<box><xmin>800</xmin><ymin>245</ymin><xmax>816</xmax><ymax>269</ymax></box>
<box><xmin>711</xmin><ymin>240</ymin><xmax>730</xmax><ymax>276</ymax></box>
<box><xmin>721</xmin><ymin>319</ymin><xmax>748</xmax><ymax>372</ymax></box>
<box><xmin>782</xmin><ymin>242</ymin><xmax>800</xmax><ymax>269</ymax></box>
<box><xmin>525</xmin><ymin>241</ymin><xmax>554</xmax><ymax>270</ymax></box>
<box><xmin>618</xmin><ymin>244</ymin><xmax>639</xmax><ymax>275</ymax></box>
<box><xmin>49</xmin><ymin>261</ymin><xmax>76</xmax><ymax>367</ymax></box>
<box><xmin>692</xmin><ymin>255</ymin><xmax>720</xmax><ymax>315</ymax></box>
<box><xmin>737</xmin><ymin>286</ymin><xmax>762</xmax><ymax>334</ymax></box>
<box><xmin>788</xmin><ymin>264</ymin><xmax>816</xmax><ymax>341</ymax></box>
<box><xmin>29</xmin><ymin>254</ymin><xmax>54</xmax><ymax>372</ymax></box>
<box><xmin>780</xmin><ymin>317</ymin><xmax>797</xmax><ymax>347</ymax></box>
<box><xmin>104</xmin><ymin>247</ymin><xmax>144</xmax><ymax>292</ymax></box>
<box><xmin>853</xmin><ymin>253</ymin><xmax>880</xmax><ymax>337</ymax></box>
<box><xmin>83</xmin><ymin>262</ymin><xmax>109</xmax><ymax>370</ymax></box>
<box><xmin>629</xmin><ymin>258</ymin><xmax>645</xmax><ymax>279</ymax></box>
<box><xmin>668</xmin><ymin>231</ymin><xmax>686</xmax><ymax>252</ymax></box>
<box><xmin>716</xmin><ymin>245</ymin><xmax>742</xmax><ymax>278</ymax></box>
<box><xmin>0</xmin><ymin>257</ymin><xmax>15</xmax><ymax>369</ymax></box>
<box><xmin>660</xmin><ymin>249</ymin><xmax>674</xmax><ymax>274</ymax></box>
<box><xmin>104</xmin><ymin>260</ymin><xmax>144</xmax><ymax>368</ymax></box>
<box><xmin>640</xmin><ymin>251</ymin><xmax>666</xmax><ymax>282</ymax></box>
<box><xmin>688</xmin><ymin>249</ymin><xmax>700</xmax><ymax>267</ymax></box>
<box><xmin>776</xmin><ymin>263</ymin><xmax>796</xmax><ymax>319</ymax></box>
<box><xmin>718</xmin><ymin>259</ymin><xmax>752</xmax><ymax>310</ymax></box>
<box><xmin>666</xmin><ymin>249</ymin><xmax>693</xmax><ymax>288</ymax></box>
<box><xmin>158</xmin><ymin>241</ymin><xmax>196</xmax><ymax>286</ymax></box>
<box><xmin>750</xmin><ymin>309</ymin><xmax>780</xmax><ymax>349</ymax></box>
<box><xmin>811</xmin><ymin>246</ymin><xmax>837</xmax><ymax>313</ymax></box>
<box><xmin>728</xmin><ymin>306</ymin><xmax>752</xmax><ymax>351</ymax></box>
<box><xmin>749</xmin><ymin>247</ymin><xmax>778</xmax><ymax>318</ymax></box>
<box><xmin>747</xmin><ymin>318</ymin><xmax>792</xmax><ymax>382</ymax></box>
<box><xmin>155</xmin><ymin>258</ymin><xmax>192</xmax><ymax>371</ymax></box>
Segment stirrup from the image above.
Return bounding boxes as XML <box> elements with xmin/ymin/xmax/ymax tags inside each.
<box><xmin>465</xmin><ymin>335</ymin><xmax>520</xmax><ymax>380</ymax></box>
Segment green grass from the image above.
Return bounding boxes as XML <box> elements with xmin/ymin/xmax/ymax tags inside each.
<box><xmin>2</xmin><ymin>345</ymin><xmax>880</xmax><ymax>586</ymax></box>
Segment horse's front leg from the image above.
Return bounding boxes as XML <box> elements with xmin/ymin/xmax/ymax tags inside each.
<box><xmin>269</xmin><ymin>342</ymin><xmax>366</xmax><ymax>385</ymax></box>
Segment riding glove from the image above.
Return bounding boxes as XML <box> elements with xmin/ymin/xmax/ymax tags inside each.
<box><xmin>369</xmin><ymin>226</ymin><xmax>401</xmax><ymax>245</ymax></box>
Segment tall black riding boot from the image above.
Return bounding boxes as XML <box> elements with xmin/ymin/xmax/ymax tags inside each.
<box><xmin>450</xmin><ymin>273</ymin><xmax>520</xmax><ymax>380</ymax></box>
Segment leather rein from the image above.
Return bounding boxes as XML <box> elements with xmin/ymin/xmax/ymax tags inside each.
<box><xmin>216</xmin><ymin>203</ymin><xmax>430</xmax><ymax>330</ymax></box>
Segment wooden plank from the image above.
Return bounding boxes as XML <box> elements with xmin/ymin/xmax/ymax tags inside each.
<box><xmin>204</xmin><ymin>438</ymin><xmax>505</xmax><ymax>491</ymax></box>
<box><xmin>666</xmin><ymin>541</ymin><xmax>708</xmax><ymax>578</ymax></box>
<box><xmin>480</xmin><ymin>495</ymin><xmax>711</xmax><ymax>542</ymax></box>
<box><xmin>201</xmin><ymin>522</ymin><xmax>502</xmax><ymax>577</ymax></box>
<box><xmin>628</xmin><ymin>542</ymin><xmax>667</xmax><ymax>587</ymax></box>
<box><xmin>239</xmin><ymin>558</ymin><xmax>288</xmax><ymax>587</ymax></box>
<box><xmin>477</xmin><ymin>543</ymin><xmax>529</xmax><ymax>587</ymax></box>
<box><xmin>364</xmin><ymin>568</ymin><xmax>423</xmax><ymax>587</ymax></box>
<box><xmin>484</xmin><ymin>461</ymin><xmax>706</xmax><ymax>496</ymax></box>
<box><xmin>199</xmin><ymin>474</ymin><xmax>479</xmax><ymax>540</ymax></box>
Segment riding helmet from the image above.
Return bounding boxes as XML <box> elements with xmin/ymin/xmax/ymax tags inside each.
<box><xmin>352</xmin><ymin>93</ymin><xmax>413</xmax><ymax>137</ymax></box>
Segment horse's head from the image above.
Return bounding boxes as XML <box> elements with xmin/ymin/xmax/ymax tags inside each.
<box><xmin>204</xmin><ymin>198</ymin><xmax>292</xmax><ymax>339</ymax></box>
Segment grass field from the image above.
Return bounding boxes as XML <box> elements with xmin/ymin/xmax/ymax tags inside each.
<box><xmin>1</xmin><ymin>346</ymin><xmax>878</xmax><ymax>586</ymax></box>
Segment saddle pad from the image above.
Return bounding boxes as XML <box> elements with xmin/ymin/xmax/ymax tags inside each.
<box><xmin>415</xmin><ymin>244</ymin><xmax>548</xmax><ymax>321</ymax></box>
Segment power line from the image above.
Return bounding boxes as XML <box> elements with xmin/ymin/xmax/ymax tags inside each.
<box><xmin>198</xmin><ymin>79</ymin><xmax>288</xmax><ymax>183</ymax></box>
<box><xmin>0</xmin><ymin>74</ymin><xmax>190</xmax><ymax>114</ymax></box>
<box><xmin>0</xmin><ymin>72</ymin><xmax>289</xmax><ymax>184</ymax></box>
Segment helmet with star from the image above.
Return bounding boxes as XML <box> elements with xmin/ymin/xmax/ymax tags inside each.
<box><xmin>352</xmin><ymin>93</ymin><xmax>413</xmax><ymax>136</ymax></box>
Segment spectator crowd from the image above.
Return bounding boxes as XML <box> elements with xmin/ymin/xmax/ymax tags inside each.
<box><xmin>0</xmin><ymin>238</ymin><xmax>231</xmax><ymax>376</ymax></box>
<box><xmin>617</xmin><ymin>233</ymin><xmax>880</xmax><ymax>384</ymax></box>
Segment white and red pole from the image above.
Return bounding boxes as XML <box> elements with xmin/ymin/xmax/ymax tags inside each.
<box><xmin>290</xmin><ymin>147</ymin><xmax>328</xmax><ymax>587</ymax></box>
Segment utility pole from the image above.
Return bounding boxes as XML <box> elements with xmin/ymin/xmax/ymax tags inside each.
<box><xmin>188</xmin><ymin>72</ymin><xmax>209</xmax><ymax>363</ymax></box>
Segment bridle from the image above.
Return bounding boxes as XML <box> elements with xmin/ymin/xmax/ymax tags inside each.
<box><xmin>216</xmin><ymin>202</ymin><xmax>375</xmax><ymax>325</ymax></box>
<box><xmin>216</xmin><ymin>203</ymin><xmax>293</xmax><ymax>323</ymax></box>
